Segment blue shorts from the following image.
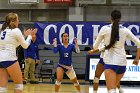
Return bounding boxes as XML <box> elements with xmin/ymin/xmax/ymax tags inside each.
<box><xmin>57</xmin><ymin>64</ymin><xmax>68</xmax><ymax>72</ymax></box>
<box><xmin>0</xmin><ymin>60</ymin><xmax>17</xmax><ymax>68</ymax></box>
<box><xmin>104</xmin><ymin>64</ymin><xmax>126</xmax><ymax>74</ymax></box>
<box><xmin>98</xmin><ymin>58</ymin><xmax>105</xmax><ymax>65</ymax></box>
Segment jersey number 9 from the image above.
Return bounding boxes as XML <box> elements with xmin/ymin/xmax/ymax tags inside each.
<box><xmin>1</xmin><ymin>31</ymin><xmax>6</xmax><ymax>40</ymax></box>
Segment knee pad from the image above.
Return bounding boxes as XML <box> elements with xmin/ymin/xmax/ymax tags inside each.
<box><xmin>73</xmin><ymin>80</ymin><xmax>79</xmax><ymax>86</ymax></box>
<box><xmin>109</xmin><ymin>89</ymin><xmax>116</xmax><ymax>93</ymax></box>
<box><xmin>55</xmin><ymin>81</ymin><xmax>61</xmax><ymax>86</ymax></box>
<box><xmin>15</xmin><ymin>84</ymin><xmax>23</xmax><ymax>90</ymax></box>
<box><xmin>66</xmin><ymin>68</ymin><xmax>76</xmax><ymax>80</ymax></box>
<box><xmin>93</xmin><ymin>77</ymin><xmax>99</xmax><ymax>83</ymax></box>
<box><xmin>0</xmin><ymin>87</ymin><xmax>7</xmax><ymax>93</ymax></box>
<box><xmin>118</xmin><ymin>88</ymin><xmax>124</xmax><ymax>93</ymax></box>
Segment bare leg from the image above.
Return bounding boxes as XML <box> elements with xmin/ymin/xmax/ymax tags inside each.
<box><xmin>0</xmin><ymin>68</ymin><xmax>9</xmax><ymax>93</ymax></box>
<box><xmin>6</xmin><ymin>62</ymin><xmax>23</xmax><ymax>93</ymax></box>
<box><xmin>116</xmin><ymin>74</ymin><xmax>124</xmax><ymax>93</ymax></box>
<box><xmin>55</xmin><ymin>67</ymin><xmax>64</xmax><ymax>92</ymax></box>
<box><xmin>104</xmin><ymin>69</ymin><xmax>116</xmax><ymax>92</ymax></box>
<box><xmin>116</xmin><ymin>83</ymin><xmax>121</xmax><ymax>89</ymax></box>
<box><xmin>70</xmin><ymin>77</ymin><xmax>81</xmax><ymax>92</ymax></box>
<box><xmin>93</xmin><ymin>63</ymin><xmax>104</xmax><ymax>92</ymax></box>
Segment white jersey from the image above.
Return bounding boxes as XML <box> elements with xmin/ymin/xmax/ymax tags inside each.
<box><xmin>0</xmin><ymin>28</ymin><xmax>32</xmax><ymax>62</ymax></box>
<box><xmin>93</xmin><ymin>24</ymin><xmax>140</xmax><ymax>66</ymax></box>
<box><xmin>94</xmin><ymin>40</ymin><xmax>105</xmax><ymax>58</ymax></box>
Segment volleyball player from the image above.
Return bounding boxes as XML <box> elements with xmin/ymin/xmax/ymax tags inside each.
<box><xmin>88</xmin><ymin>46</ymin><xmax>123</xmax><ymax>93</ymax></box>
<box><xmin>0</xmin><ymin>13</ymin><xmax>36</xmax><ymax>93</ymax></box>
<box><xmin>92</xmin><ymin>10</ymin><xmax>140</xmax><ymax>93</ymax></box>
<box><xmin>53</xmin><ymin>33</ymin><xmax>82</xmax><ymax>93</ymax></box>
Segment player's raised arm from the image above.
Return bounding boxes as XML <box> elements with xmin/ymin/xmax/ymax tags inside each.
<box><xmin>74</xmin><ymin>37</ymin><xmax>80</xmax><ymax>53</ymax></box>
<box><xmin>53</xmin><ymin>38</ymin><xmax>59</xmax><ymax>53</ymax></box>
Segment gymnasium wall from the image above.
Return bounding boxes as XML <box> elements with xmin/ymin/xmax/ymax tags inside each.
<box><xmin>0</xmin><ymin>0</ymin><xmax>139</xmax><ymax>79</ymax></box>
<box><xmin>1</xmin><ymin>0</ymin><xmax>140</xmax><ymax>22</ymax></box>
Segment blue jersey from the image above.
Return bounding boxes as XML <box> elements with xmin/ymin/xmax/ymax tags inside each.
<box><xmin>24</xmin><ymin>41</ymin><xmax>39</xmax><ymax>60</ymax></box>
<box><xmin>53</xmin><ymin>44</ymin><xmax>76</xmax><ymax>66</ymax></box>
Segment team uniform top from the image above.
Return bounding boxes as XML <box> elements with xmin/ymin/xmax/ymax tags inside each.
<box><xmin>54</xmin><ymin>44</ymin><xmax>78</xmax><ymax>66</ymax></box>
<box><xmin>24</xmin><ymin>41</ymin><xmax>39</xmax><ymax>60</ymax></box>
<box><xmin>0</xmin><ymin>28</ymin><xmax>32</xmax><ymax>62</ymax></box>
<box><xmin>97</xmin><ymin>40</ymin><xmax>105</xmax><ymax>58</ymax></box>
<box><xmin>93</xmin><ymin>24</ymin><xmax>140</xmax><ymax>66</ymax></box>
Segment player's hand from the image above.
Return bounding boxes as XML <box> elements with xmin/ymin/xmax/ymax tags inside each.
<box><xmin>36</xmin><ymin>59</ymin><xmax>40</xmax><ymax>64</ymax></box>
<box><xmin>74</xmin><ymin>37</ymin><xmax>79</xmax><ymax>49</ymax></box>
<box><xmin>88</xmin><ymin>49</ymin><xmax>99</xmax><ymax>54</ymax></box>
<box><xmin>53</xmin><ymin>38</ymin><xmax>57</xmax><ymax>47</ymax></box>
<box><xmin>133</xmin><ymin>58</ymin><xmax>139</xmax><ymax>66</ymax></box>
<box><xmin>33</xmin><ymin>28</ymin><xmax>38</xmax><ymax>34</ymax></box>
<box><xmin>74</xmin><ymin>37</ymin><xmax>77</xmax><ymax>44</ymax></box>
<box><xmin>88</xmin><ymin>50</ymin><xmax>93</xmax><ymax>54</ymax></box>
<box><xmin>23</xmin><ymin>28</ymin><xmax>37</xmax><ymax>37</ymax></box>
<box><xmin>29</xmin><ymin>28</ymin><xmax>37</xmax><ymax>37</ymax></box>
<box><xmin>23</xmin><ymin>28</ymin><xmax>32</xmax><ymax>37</ymax></box>
<box><xmin>25</xmin><ymin>58</ymin><xmax>29</xmax><ymax>63</ymax></box>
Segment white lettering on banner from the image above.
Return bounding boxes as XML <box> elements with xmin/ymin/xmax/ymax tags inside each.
<box><xmin>126</xmin><ymin>25</ymin><xmax>140</xmax><ymax>46</ymax></box>
<box><xmin>92</xmin><ymin>25</ymin><xmax>100</xmax><ymax>42</ymax></box>
<box><xmin>84</xmin><ymin>38</ymin><xmax>89</xmax><ymax>45</ymax></box>
<box><xmin>89</xmin><ymin>58</ymin><xmax>140</xmax><ymax>81</ymax></box>
<box><xmin>43</xmin><ymin>23</ymin><xmax>140</xmax><ymax>45</ymax></box>
<box><xmin>127</xmin><ymin>66</ymin><xmax>140</xmax><ymax>72</ymax></box>
<box><xmin>76</xmin><ymin>24</ymin><xmax>89</xmax><ymax>45</ymax></box>
<box><xmin>44</xmin><ymin>24</ymin><xmax>57</xmax><ymax>44</ymax></box>
<box><xmin>128</xmin><ymin>25</ymin><xmax>139</xmax><ymax>34</ymax></box>
<box><xmin>59</xmin><ymin>24</ymin><xmax>74</xmax><ymax>43</ymax></box>
<box><xmin>76</xmin><ymin>25</ymin><xmax>84</xmax><ymax>45</ymax></box>
<box><xmin>92</xmin><ymin>25</ymin><xmax>100</xmax><ymax>35</ymax></box>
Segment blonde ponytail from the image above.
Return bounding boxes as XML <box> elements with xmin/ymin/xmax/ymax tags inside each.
<box><xmin>9</xmin><ymin>21</ymin><xmax>16</xmax><ymax>29</ymax></box>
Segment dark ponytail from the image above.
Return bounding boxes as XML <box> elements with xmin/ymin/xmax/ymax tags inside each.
<box><xmin>105</xmin><ymin>10</ymin><xmax>121</xmax><ymax>49</ymax></box>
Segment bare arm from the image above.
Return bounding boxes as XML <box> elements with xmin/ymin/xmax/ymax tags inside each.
<box><xmin>93</xmin><ymin>26</ymin><xmax>105</xmax><ymax>50</ymax></box>
<box><xmin>15</xmin><ymin>28</ymin><xmax>32</xmax><ymax>49</ymax></box>
<box><xmin>88</xmin><ymin>49</ymin><xmax>100</xmax><ymax>54</ymax></box>
<box><xmin>74</xmin><ymin>37</ymin><xmax>80</xmax><ymax>53</ymax></box>
<box><xmin>88</xmin><ymin>46</ymin><xmax>105</xmax><ymax>54</ymax></box>
<box><xmin>133</xmin><ymin>48</ymin><xmax>140</xmax><ymax>65</ymax></box>
<box><xmin>127</xmin><ymin>29</ymin><xmax>140</xmax><ymax>65</ymax></box>
<box><xmin>53</xmin><ymin>38</ymin><xmax>59</xmax><ymax>53</ymax></box>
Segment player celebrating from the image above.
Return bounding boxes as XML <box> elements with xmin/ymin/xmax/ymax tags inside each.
<box><xmin>92</xmin><ymin>10</ymin><xmax>140</xmax><ymax>93</ymax></box>
<box><xmin>0</xmin><ymin>13</ymin><xmax>36</xmax><ymax>93</ymax></box>
<box><xmin>53</xmin><ymin>32</ymin><xmax>82</xmax><ymax>93</ymax></box>
<box><xmin>88</xmin><ymin>44</ymin><xmax>123</xmax><ymax>93</ymax></box>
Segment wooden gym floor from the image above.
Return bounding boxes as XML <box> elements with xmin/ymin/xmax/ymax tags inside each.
<box><xmin>7</xmin><ymin>80</ymin><xmax>140</xmax><ymax>93</ymax></box>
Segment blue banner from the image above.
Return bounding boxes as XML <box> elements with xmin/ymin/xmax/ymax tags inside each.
<box><xmin>34</xmin><ymin>22</ymin><xmax>140</xmax><ymax>45</ymax></box>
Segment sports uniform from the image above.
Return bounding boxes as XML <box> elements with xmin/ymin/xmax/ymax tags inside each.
<box><xmin>93</xmin><ymin>24</ymin><xmax>140</xmax><ymax>74</ymax></box>
<box><xmin>54</xmin><ymin>43</ymin><xmax>80</xmax><ymax>78</ymax></box>
<box><xmin>0</xmin><ymin>28</ymin><xmax>32</xmax><ymax>68</ymax></box>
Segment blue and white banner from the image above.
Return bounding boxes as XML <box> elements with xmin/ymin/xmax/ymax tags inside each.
<box><xmin>34</xmin><ymin>22</ymin><xmax>140</xmax><ymax>45</ymax></box>
<box><xmin>89</xmin><ymin>58</ymin><xmax>140</xmax><ymax>81</ymax></box>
